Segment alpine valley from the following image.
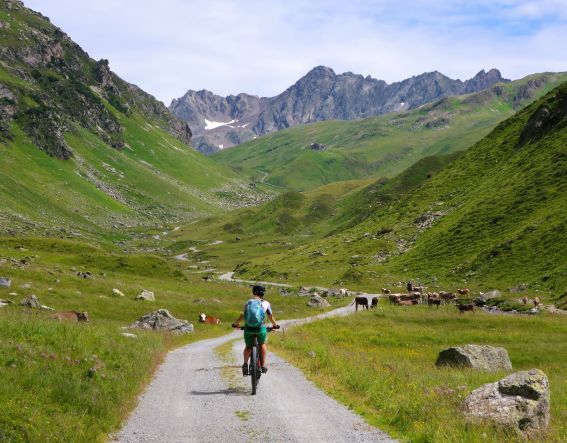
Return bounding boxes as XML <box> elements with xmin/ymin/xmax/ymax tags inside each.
<box><xmin>1</xmin><ymin>1</ymin><xmax>567</xmax><ymax>442</ymax></box>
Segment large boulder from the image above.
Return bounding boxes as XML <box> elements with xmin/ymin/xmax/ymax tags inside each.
<box><xmin>19</xmin><ymin>294</ymin><xmax>40</xmax><ymax>308</ymax></box>
<box><xmin>0</xmin><ymin>277</ymin><xmax>11</xmax><ymax>288</ymax></box>
<box><xmin>129</xmin><ymin>309</ymin><xmax>193</xmax><ymax>334</ymax></box>
<box><xmin>464</xmin><ymin>369</ymin><xmax>550</xmax><ymax>433</ymax></box>
<box><xmin>135</xmin><ymin>290</ymin><xmax>155</xmax><ymax>302</ymax></box>
<box><xmin>436</xmin><ymin>344</ymin><xmax>512</xmax><ymax>371</ymax></box>
<box><xmin>307</xmin><ymin>294</ymin><xmax>330</xmax><ymax>308</ymax></box>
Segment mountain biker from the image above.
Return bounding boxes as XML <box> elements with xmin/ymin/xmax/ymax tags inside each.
<box><xmin>232</xmin><ymin>285</ymin><xmax>279</xmax><ymax>376</ymax></box>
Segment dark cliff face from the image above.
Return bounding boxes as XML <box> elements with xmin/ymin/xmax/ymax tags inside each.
<box><xmin>0</xmin><ymin>0</ymin><xmax>191</xmax><ymax>159</ymax></box>
<box><xmin>170</xmin><ymin>65</ymin><xmax>509</xmax><ymax>154</ymax></box>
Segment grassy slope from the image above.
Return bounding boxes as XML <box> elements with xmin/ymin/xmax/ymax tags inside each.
<box><xmin>271</xmin><ymin>303</ymin><xmax>567</xmax><ymax>442</ymax></box>
<box><xmin>0</xmin><ymin>236</ymin><xmax>345</xmax><ymax>442</ymax></box>
<box><xmin>0</xmin><ymin>3</ymin><xmax>268</xmax><ymax>239</ymax></box>
<box><xmin>233</xmin><ymin>82</ymin><xmax>567</xmax><ymax>294</ymax></box>
<box><xmin>213</xmin><ymin>73</ymin><xmax>567</xmax><ymax>191</ymax></box>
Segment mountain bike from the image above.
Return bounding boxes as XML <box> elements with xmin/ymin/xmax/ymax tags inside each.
<box><xmin>234</xmin><ymin>325</ymin><xmax>280</xmax><ymax>395</ymax></box>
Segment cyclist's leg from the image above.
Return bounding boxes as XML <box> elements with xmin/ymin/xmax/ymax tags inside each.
<box><xmin>258</xmin><ymin>328</ymin><xmax>268</xmax><ymax>368</ymax></box>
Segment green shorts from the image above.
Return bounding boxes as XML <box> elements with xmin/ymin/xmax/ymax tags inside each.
<box><xmin>244</xmin><ymin>326</ymin><xmax>267</xmax><ymax>347</ymax></box>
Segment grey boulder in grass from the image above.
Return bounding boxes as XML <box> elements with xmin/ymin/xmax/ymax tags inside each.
<box><xmin>464</xmin><ymin>369</ymin><xmax>550</xmax><ymax>434</ymax></box>
<box><xmin>135</xmin><ymin>290</ymin><xmax>155</xmax><ymax>301</ymax></box>
<box><xmin>436</xmin><ymin>344</ymin><xmax>512</xmax><ymax>371</ymax></box>
<box><xmin>19</xmin><ymin>294</ymin><xmax>41</xmax><ymax>308</ymax></box>
<box><xmin>307</xmin><ymin>294</ymin><xmax>331</xmax><ymax>308</ymax></box>
<box><xmin>129</xmin><ymin>309</ymin><xmax>193</xmax><ymax>334</ymax></box>
<box><xmin>0</xmin><ymin>277</ymin><xmax>11</xmax><ymax>288</ymax></box>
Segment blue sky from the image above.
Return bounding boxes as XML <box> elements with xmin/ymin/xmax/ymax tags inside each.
<box><xmin>25</xmin><ymin>0</ymin><xmax>567</xmax><ymax>104</ymax></box>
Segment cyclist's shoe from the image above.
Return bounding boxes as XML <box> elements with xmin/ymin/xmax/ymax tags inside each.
<box><xmin>261</xmin><ymin>366</ymin><xmax>268</xmax><ymax>374</ymax></box>
<box><xmin>242</xmin><ymin>363</ymin><xmax>249</xmax><ymax>376</ymax></box>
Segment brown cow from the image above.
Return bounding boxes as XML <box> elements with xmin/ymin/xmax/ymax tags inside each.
<box><xmin>427</xmin><ymin>296</ymin><xmax>441</xmax><ymax>308</ymax></box>
<box><xmin>370</xmin><ymin>297</ymin><xmax>378</xmax><ymax>309</ymax></box>
<box><xmin>521</xmin><ymin>296</ymin><xmax>529</xmax><ymax>305</ymax></box>
<box><xmin>53</xmin><ymin>311</ymin><xmax>89</xmax><ymax>322</ymax></box>
<box><xmin>352</xmin><ymin>296</ymin><xmax>369</xmax><ymax>311</ymax></box>
<box><xmin>533</xmin><ymin>297</ymin><xmax>541</xmax><ymax>308</ymax></box>
<box><xmin>397</xmin><ymin>299</ymin><xmax>418</xmax><ymax>306</ymax></box>
<box><xmin>199</xmin><ymin>313</ymin><xmax>221</xmax><ymax>324</ymax></box>
<box><xmin>458</xmin><ymin>288</ymin><xmax>470</xmax><ymax>296</ymax></box>
<box><xmin>381</xmin><ymin>288</ymin><xmax>391</xmax><ymax>295</ymax></box>
<box><xmin>439</xmin><ymin>292</ymin><xmax>457</xmax><ymax>304</ymax></box>
<box><xmin>388</xmin><ymin>294</ymin><xmax>401</xmax><ymax>305</ymax></box>
<box><xmin>457</xmin><ymin>303</ymin><xmax>475</xmax><ymax>314</ymax></box>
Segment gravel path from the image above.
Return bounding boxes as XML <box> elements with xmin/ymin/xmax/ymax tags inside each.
<box><xmin>112</xmin><ymin>306</ymin><xmax>395</xmax><ymax>443</ymax></box>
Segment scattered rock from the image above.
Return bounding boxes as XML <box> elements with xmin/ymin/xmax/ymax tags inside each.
<box><xmin>480</xmin><ymin>289</ymin><xmax>502</xmax><ymax>300</ymax></box>
<box><xmin>8</xmin><ymin>292</ymin><xmax>17</xmax><ymax>297</ymax></box>
<box><xmin>0</xmin><ymin>277</ymin><xmax>12</xmax><ymax>288</ymax></box>
<box><xmin>112</xmin><ymin>288</ymin><xmax>125</xmax><ymax>297</ymax></box>
<box><xmin>436</xmin><ymin>344</ymin><xmax>512</xmax><ymax>371</ymax></box>
<box><xmin>40</xmin><ymin>305</ymin><xmax>55</xmax><ymax>311</ymax></box>
<box><xmin>307</xmin><ymin>351</ymin><xmax>316</xmax><ymax>358</ymax></box>
<box><xmin>129</xmin><ymin>309</ymin><xmax>194</xmax><ymax>334</ymax></box>
<box><xmin>307</xmin><ymin>294</ymin><xmax>331</xmax><ymax>308</ymax></box>
<box><xmin>19</xmin><ymin>294</ymin><xmax>40</xmax><ymax>308</ymax></box>
<box><xmin>135</xmin><ymin>290</ymin><xmax>155</xmax><ymax>302</ymax></box>
<box><xmin>76</xmin><ymin>271</ymin><xmax>93</xmax><ymax>279</ymax></box>
<box><xmin>121</xmin><ymin>332</ymin><xmax>137</xmax><ymax>338</ymax></box>
<box><xmin>464</xmin><ymin>369</ymin><xmax>550</xmax><ymax>434</ymax></box>
<box><xmin>0</xmin><ymin>299</ymin><xmax>14</xmax><ymax>308</ymax></box>
<box><xmin>20</xmin><ymin>283</ymin><xmax>31</xmax><ymax>289</ymax></box>
<box><xmin>508</xmin><ymin>284</ymin><xmax>529</xmax><ymax>293</ymax></box>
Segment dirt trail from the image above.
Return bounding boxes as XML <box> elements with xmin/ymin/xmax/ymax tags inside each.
<box><xmin>112</xmin><ymin>305</ymin><xmax>395</xmax><ymax>442</ymax></box>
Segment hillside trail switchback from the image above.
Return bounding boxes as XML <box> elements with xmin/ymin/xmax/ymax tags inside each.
<box><xmin>112</xmin><ymin>301</ymin><xmax>395</xmax><ymax>443</ymax></box>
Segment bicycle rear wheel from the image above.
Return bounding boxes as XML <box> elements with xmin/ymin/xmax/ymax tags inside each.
<box><xmin>250</xmin><ymin>344</ymin><xmax>258</xmax><ymax>395</ymax></box>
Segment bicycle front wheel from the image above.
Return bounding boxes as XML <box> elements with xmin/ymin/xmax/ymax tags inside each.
<box><xmin>250</xmin><ymin>345</ymin><xmax>258</xmax><ymax>395</ymax></box>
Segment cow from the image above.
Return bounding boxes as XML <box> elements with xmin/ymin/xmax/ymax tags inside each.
<box><xmin>533</xmin><ymin>297</ymin><xmax>541</xmax><ymax>308</ymax></box>
<box><xmin>397</xmin><ymin>299</ymin><xmax>418</xmax><ymax>306</ymax></box>
<box><xmin>339</xmin><ymin>288</ymin><xmax>348</xmax><ymax>297</ymax></box>
<box><xmin>439</xmin><ymin>291</ymin><xmax>457</xmax><ymax>304</ymax></box>
<box><xmin>388</xmin><ymin>294</ymin><xmax>401</xmax><ymax>305</ymax></box>
<box><xmin>352</xmin><ymin>296</ymin><xmax>369</xmax><ymax>311</ymax></box>
<box><xmin>458</xmin><ymin>288</ymin><xmax>470</xmax><ymax>296</ymax></box>
<box><xmin>381</xmin><ymin>288</ymin><xmax>391</xmax><ymax>295</ymax></box>
<box><xmin>53</xmin><ymin>311</ymin><xmax>89</xmax><ymax>322</ymax></box>
<box><xmin>521</xmin><ymin>296</ymin><xmax>529</xmax><ymax>305</ymax></box>
<box><xmin>199</xmin><ymin>313</ymin><xmax>221</xmax><ymax>324</ymax></box>
<box><xmin>457</xmin><ymin>303</ymin><xmax>475</xmax><ymax>314</ymax></box>
<box><xmin>427</xmin><ymin>294</ymin><xmax>441</xmax><ymax>308</ymax></box>
<box><xmin>370</xmin><ymin>297</ymin><xmax>378</xmax><ymax>309</ymax></box>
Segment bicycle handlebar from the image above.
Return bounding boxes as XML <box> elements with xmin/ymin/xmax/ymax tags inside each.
<box><xmin>233</xmin><ymin>325</ymin><xmax>281</xmax><ymax>331</ymax></box>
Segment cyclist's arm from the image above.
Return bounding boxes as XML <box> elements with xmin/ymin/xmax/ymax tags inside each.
<box><xmin>232</xmin><ymin>313</ymin><xmax>244</xmax><ymax>327</ymax></box>
<box><xmin>267</xmin><ymin>313</ymin><xmax>278</xmax><ymax>327</ymax></box>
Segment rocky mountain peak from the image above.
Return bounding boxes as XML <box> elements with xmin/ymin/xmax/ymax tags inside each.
<box><xmin>170</xmin><ymin>66</ymin><xmax>512</xmax><ymax>154</ymax></box>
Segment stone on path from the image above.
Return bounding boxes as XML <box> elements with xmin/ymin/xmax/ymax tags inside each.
<box><xmin>436</xmin><ymin>344</ymin><xmax>512</xmax><ymax>371</ymax></box>
<box><xmin>20</xmin><ymin>294</ymin><xmax>41</xmax><ymax>308</ymax></box>
<box><xmin>464</xmin><ymin>369</ymin><xmax>550</xmax><ymax>434</ymax></box>
<box><xmin>307</xmin><ymin>294</ymin><xmax>331</xmax><ymax>308</ymax></box>
<box><xmin>135</xmin><ymin>290</ymin><xmax>155</xmax><ymax>302</ymax></box>
<box><xmin>0</xmin><ymin>277</ymin><xmax>11</xmax><ymax>288</ymax></box>
<box><xmin>129</xmin><ymin>309</ymin><xmax>193</xmax><ymax>334</ymax></box>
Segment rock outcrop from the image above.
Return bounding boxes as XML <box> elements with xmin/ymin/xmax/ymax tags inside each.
<box><xmin>436</xmin><ymin>344</ymin><xmax>512</xmax><ymax>371</ymax></box>
<box><xmin>170</xmin><ymin>66</ymin><xmax>509</xmax><ymax>153</ymax></box>
<box><xmin>129</xmin><ymin>309</ymin><xmax>194</xmax><ymax>334</ymax></box>
<box><xmin>464</xmin><ymin>369</ymin><xmax>550</xmax><ymax>434</ymax></box>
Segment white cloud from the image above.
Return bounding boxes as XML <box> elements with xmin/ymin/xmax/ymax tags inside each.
<box><xmin>24</xmin><ymin>0</ymin><xmax>567</xmax><ymax>104</ymax></box>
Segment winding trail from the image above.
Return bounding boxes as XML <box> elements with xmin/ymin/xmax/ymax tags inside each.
<box><xmin>112</xmin><ymin>296</ymin><xmax>394</xmax><ymax>442</ymax></box>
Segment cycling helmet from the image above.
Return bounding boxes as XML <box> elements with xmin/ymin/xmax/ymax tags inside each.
<box><xmin>252</xmin><ymin>285</ymin><xmax>265</xmax><ymax>296</ymax></box>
